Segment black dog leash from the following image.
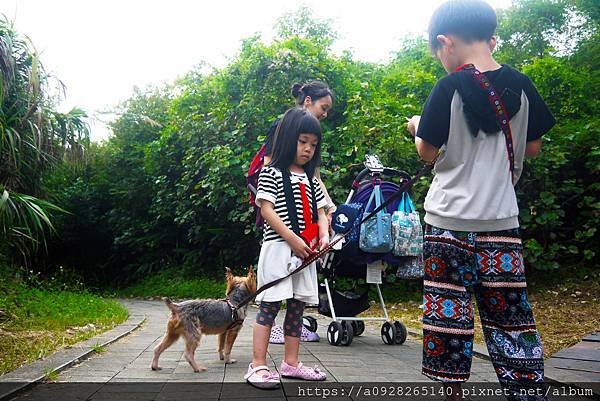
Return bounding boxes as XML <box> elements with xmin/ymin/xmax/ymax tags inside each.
<box><xmin>234</xmin><ymin>158</ymin><xmax>437</xmax><ymax>311</ymax></box>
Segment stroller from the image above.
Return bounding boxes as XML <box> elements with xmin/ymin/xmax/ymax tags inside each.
<box><xmin>308</xmin><ymin>155</ymin><xmax>414</xmax><ymax>347</ymax></box>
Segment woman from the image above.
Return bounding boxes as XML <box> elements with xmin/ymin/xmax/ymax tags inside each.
<box><xmin>264</xmin><ymin>81</ymin><xmax>336</xmax><ymax>216</ymax></box>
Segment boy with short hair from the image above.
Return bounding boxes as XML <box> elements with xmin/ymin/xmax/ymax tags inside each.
<box><xmin>407</xmin><ymin>1</ymin><xmax>555</xmax><ymax>400</ymax></box>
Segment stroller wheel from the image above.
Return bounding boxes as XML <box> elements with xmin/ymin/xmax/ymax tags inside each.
<box><xmin>393</xmin><ymin>321</ymin><xmax>408</xmax><ymax>345</ymax></box>
<box><xmin>340</xmin><ymin>320</ymin><xmax>354</xmax><ymax>346</ymax></box>
<box><xmin>303</xmin><ymin>316</ymin><xmax>318</xmax><ymax>332</ymax></box>
<box><xmin>381</xmin><ymin>322</ymin><xmax>397</xmax><ymax>345</ymax></box>
<box><xmin>327</xmin><ymin>321</ymin><xmax>343</xmax><ymax>346</ymax></box>
<box><xmin>351</xmin><ymin>321</ymin><xmax>365</xmax><ymax>336</ymax></box>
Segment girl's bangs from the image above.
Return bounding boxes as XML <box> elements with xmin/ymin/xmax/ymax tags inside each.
<box><xmin>298</xmin><ymin>114</ymin><xmax>322</xmax><ymax>138</ymax></box>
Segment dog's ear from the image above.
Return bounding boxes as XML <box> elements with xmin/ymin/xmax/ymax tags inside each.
<box><xmin>225</xmin><ymin>267</ymin><xmax>234</xmax><ymax>284</ymax></box>
<box><xmin>246</xmin><ymin>265</ymin><xmax>257</xmax><ymax>294</ymax></box>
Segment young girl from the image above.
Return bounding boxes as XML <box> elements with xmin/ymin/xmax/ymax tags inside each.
<box><xmin>245</xmin><ymin>108</ymin><xmax>329</xmax><ymax>388</ymax></box>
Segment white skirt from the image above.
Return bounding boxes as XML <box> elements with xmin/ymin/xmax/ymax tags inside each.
<box><xmin>255</xmin><ymin>240</ymin><xmax>319</xmax><ymax>305</ymax></box>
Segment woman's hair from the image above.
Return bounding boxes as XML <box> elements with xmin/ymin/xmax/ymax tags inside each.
<box><xmin>428</xmin><ymin>0</ymin><xmax>497</xmax><ymax>53</ymax></box>
<box><xmin>290</xmin><ymin>80</ymin><xmax>334</xmax><ymax>105</ymax></box>
<box><xmin>269</xmin><ymin>107</ymin><xmax>322</xmax><ymax>178</ymax></box>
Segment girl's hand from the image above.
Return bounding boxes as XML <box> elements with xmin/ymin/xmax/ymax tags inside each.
<box><xmin>288</xmin><ymin>234</ymin><xmax>314</xmax><ymax>259</ymax></box>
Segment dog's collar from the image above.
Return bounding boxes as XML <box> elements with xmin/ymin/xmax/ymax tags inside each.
<box><xmin>225</xmin><ymin>297</ymin><xmax>244</xmax><ymax>330</ymax></box>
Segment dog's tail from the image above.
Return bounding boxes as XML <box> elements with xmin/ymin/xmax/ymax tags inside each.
<box><xmin>164</xmin><ymin>298</ymin><xmax>180</xmax><ymax>314</ymax></box>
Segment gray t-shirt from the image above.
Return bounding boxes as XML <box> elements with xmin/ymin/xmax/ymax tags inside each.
<box><xmin>416</xmin><ymin>65</ymin><xmax>555</xmax><ymax>232</ymax></box>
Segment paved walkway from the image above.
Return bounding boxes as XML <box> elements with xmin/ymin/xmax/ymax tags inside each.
<box><xmin>2</xmin><ymin>299</ymin><xmax>597</xmax><ymax>400</ymax></box>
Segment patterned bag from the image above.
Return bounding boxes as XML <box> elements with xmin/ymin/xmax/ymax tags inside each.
<box><xmin>391</xmin><ymin>193</ymin><xmax>414</xmax><ymax>256</ymax></box>
<box><xmin>391</xmin><ymin>193</ymin><xmax>423</xmax><ymax>256</ymax></box>
<box><xmin>359</xmin><ymin>184</ymin><xmax>392</xmax><ymax>254</ymax></box>
<box><xmin>396</xmin><ymin>254</ymin><xmax>424</xmax><ymax>279</ymax></box>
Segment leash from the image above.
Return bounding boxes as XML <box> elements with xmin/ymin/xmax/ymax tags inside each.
<box><xmin>233</xmin><ymin>157</ymin><xmax>437</xmax><ymax>311</ymax></box>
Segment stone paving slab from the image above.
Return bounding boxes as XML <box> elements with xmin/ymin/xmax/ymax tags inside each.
<box><xmin>2</xmin><ymin>299</ymin><xmax>597</xmax><ymax>401</ymax></box>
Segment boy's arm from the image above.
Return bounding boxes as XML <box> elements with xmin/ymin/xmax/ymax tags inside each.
<box><xmin>415</xmin><ymin>137</ymin><xmax>440</xmax><ymax>162</ymax></box>
<box><xmin>408</xmin><ymin>116</ymin><xmax>440</xmax><ymax>162</ymax></box>
<box><xmin>411</xmin><ymin>78</ymin><xmax>452</xmax><ymax>161</ymax></box>
<box><xmin>525</xmin><ymin>138</ymin><xmax>542</xmax><ymax>157</ymax></box>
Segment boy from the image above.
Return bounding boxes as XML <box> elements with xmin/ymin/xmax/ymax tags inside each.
<box><xmin>407</xmin><ymin>1</ymin><xmax>555</xmax><ymax>400</ymax></box>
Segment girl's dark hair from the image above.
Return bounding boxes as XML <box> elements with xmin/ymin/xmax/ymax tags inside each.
<box><xmin>428</xmin><ymin>0</ymin><xmax>497</xmax><ymax>52</ymax></box>
<box><xmin>269</xmin><ymin>107</ymin><xmax>322</xmax><ymax>179</ymax></box>
<box><xmin>291</xmin><ymin>80</ymin><xmax>334</xmax><ymax>105</ymax></box>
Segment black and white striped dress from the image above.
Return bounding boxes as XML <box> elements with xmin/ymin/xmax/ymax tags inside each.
<box><xmin>254</xmin><ymin>166</ymin><xmax>328</xmax><ymax>304</ymax></box>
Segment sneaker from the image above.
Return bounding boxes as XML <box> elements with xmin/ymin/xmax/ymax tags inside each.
<box><xmin>244</xmin><ymin>363</ymin><xmax>280</xmax><ymax>389</ymax></box>
<box><xmin>279</xmin><ymin>360</ymin><xmax>326</xmax><ymax>381</ymax></box>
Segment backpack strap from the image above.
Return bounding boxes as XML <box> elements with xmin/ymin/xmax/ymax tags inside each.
<box><xmin>455</xmin><ymin>63</ymin><xmax>515</xmax><ymax>183</ymax></box>
<box><xmin>282</xmin><ymin>170</ymin><xmax>300</xmax><ymax>235</ymax></box>
<box><xmin>282</xmin><ymin>170</ymin><xmax>319</xmax><ymax>234</ymax></box>
<box><xmin>307</xmin><ymin>175</ymin><xmax>318</xmax><ymax>224</ymax></box>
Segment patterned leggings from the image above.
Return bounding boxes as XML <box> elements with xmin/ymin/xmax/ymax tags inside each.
<box><xmin>255</xmin><ymin>299</ymin><xmax>305</xmax><ymax>337</ymax></box>
<box><xmin>422</xmin><ymin>224</ymin><xmax>546</xmax><ymax>401</ymax></box>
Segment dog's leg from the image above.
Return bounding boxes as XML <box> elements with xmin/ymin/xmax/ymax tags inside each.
<box><xmin>151</xmin><ymin>328</ymin><xmax>180</xmax><ymax>371</ymax></box>
<box><xmin>217</xmin><ymin>333</ymin><xmax>226</xmax><ymax>360</ymax></box>
<box><xmin>183</xmin><ymin>333</ymin><xmax>207</xmax><ymax>372</ymax></box>
<box><xmin>222</xmin><ymin>328</ymin><xmax>241</xmax><ymax>364</ymax></box>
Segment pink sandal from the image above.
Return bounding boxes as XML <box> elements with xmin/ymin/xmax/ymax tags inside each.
<box><xmin>279</xmin><ymin>360</ymin><xmax>327</xmax><ymax>381</ymax></box>
<box><xmin>244</xmin><ymin>363</ymin><xmax>280</xmax><ymax>389</ymax></box>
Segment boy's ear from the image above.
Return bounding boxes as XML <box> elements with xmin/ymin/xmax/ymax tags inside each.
<box><xmin>436</xmin><ymin>34</ymin><xmax>452</xmax><ymax>50</ymax></box>
<box><xmin>489</xmin><ymin>36</ymin><xmax>498</xmax><ymax>52</ymax></box>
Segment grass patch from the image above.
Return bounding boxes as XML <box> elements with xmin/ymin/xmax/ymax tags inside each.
<box><xmin>43</xmin><ymin>367</ymin><xmax>59</xmax><ymax>382</ymax></box>
<box><xmin>91</xmin><ymin>342</ymin><xmax>106</xmax><ymax>354</ymax></box>
<box><xmin>0</xmin><ymin>272</ymin><xmax>128</xmax><ymax>375</ymax></box>
<box><xmin>119</xmin><ymin>268</ymin><xmax>226</xmax><ymax>299</ymax></box>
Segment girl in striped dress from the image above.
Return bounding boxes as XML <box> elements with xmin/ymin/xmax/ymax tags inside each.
<box><xmin>245</xmin><ymin>108</ymin><xmax>329</xmax><ymax>388</ymax></box>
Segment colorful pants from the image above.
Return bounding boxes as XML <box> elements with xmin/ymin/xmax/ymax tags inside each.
<box><xmin>422</xmin><ymin>224</ymin><xmax>547</xmax><ymax>401</ymax></box>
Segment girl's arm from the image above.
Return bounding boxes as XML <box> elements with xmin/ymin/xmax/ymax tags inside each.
<box><xmin>317</xmin><ymin>207</ymin><xmax>329</xmax><ymax>250</ymax></box>
<box><xmin>260</xmin><ymin>200</ymin><xmax>314</xmax><ymax>259</ymax></box>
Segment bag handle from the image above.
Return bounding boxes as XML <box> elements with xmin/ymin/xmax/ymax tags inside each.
<box><xmin>396</xmin><ymin>192</ymin><xmax>406</xmax><ymax>212</ymax></box>
<box><xmin>404</xmin><ymin>193</ymin><xmax>415</xmax><ymax>213</ymax></box>
<box><xmin>364</xmin><ymin>183</ymin><xmax>378</xmax><ymax>214</ymax></box>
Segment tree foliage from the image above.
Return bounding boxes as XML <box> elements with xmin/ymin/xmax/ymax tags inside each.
<box><xmin>32</xmin><ymin>1</ymin><xmax>600</xmax><ymax>284</ymax></box>
<box><xmin>0</xmin><ymin>17</ymin><xmax>89</xmax><ymax>264</ymax></box>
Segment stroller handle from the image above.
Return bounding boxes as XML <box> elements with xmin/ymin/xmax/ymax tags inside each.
<box><xmin>351</xmin><ymin>167</ymin><xmax>412</xmax><ymax>189</ymax></box>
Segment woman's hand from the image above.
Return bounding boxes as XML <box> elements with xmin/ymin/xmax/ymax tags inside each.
<box><xmin>326</xmin><ymin>209</ymin><xmax>334</xmax><ymax>226</ymax></box>
<box><xmin>288</xmin><ymin>234</ymin><xmax>314</xmax><ymax>259</ymax></box>
<box><xmin>318</xmin><ymin>234</ymin><xmax>330</xmax><ymax>252</ymax></box>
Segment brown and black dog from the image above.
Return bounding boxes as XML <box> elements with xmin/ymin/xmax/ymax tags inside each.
<box><xmin>151</xmin><ymin>267</ymin><xmax>256</xmax><ymax>372</ymax></box>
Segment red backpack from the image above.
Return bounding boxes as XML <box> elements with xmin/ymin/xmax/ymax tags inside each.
<box><xmin>247</xmin><ymin>143</ymin><xmax>266</xmax><ymax>206</ymax></box>
<box><xmin>247</xmin><ymin>119</ymin><xmax>280</xmax><ymax>228</ymax></box>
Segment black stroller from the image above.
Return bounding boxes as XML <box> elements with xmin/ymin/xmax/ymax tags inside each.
<box><xmin>311</xmin><ymin>155</ymin><xmax>413</xmax><ymax>347</ymax></box>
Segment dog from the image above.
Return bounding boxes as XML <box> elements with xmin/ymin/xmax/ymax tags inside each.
<box><xmin>151</xmin><ymin>266</ymin><xmax>256</xmax><ymax>372</ymax></box>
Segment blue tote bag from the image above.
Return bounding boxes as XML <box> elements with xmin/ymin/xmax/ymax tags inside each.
<box><xmin>359</xmin><ymin>184</ymin><xmax>392</xmax><ymax>254</ymax></box>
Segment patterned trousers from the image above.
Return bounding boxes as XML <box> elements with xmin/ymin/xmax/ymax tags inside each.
<box><xmin>422</xmin><ymin>224</ymin><xmax>547</xmax><ymax>401</ymax></box>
